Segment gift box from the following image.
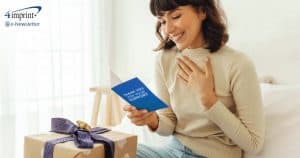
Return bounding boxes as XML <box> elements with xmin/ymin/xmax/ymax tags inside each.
<box><xmin>24</xmin><ymin>118</ymin><xmax>137</xmax><ymax>158</ymax></box>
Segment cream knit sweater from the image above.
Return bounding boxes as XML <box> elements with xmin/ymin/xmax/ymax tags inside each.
<box><xmin>153</xmin><ymin>46</ymin><xmax>265</xmax><ymax>158</ymax></box>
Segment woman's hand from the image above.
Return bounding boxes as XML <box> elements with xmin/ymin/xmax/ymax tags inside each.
<box><xmin>176</xmin><ymin>56</ymin><xmax>217</xmax><ymax>109</ymax></box>
<box><xmin>123</xmin><ymin>105</ymin><xmax>159</xmax><ymax>130</ymax></box>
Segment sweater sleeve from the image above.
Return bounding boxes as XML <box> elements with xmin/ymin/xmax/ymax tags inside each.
<box><xmin>151</xmin><ymin>53</ymin><xmax>177</xmax><ymax>136</ymax></box>
<box><xmin>204</xmin><ymin>55</ymin><xmax>265</xmax><ymax>154</ymax></box>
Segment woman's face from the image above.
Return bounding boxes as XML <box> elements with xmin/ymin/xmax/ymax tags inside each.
<box><xmin>158</xmin><ymin>5</ymin><xmax>206</xmax><ymax>50</ymax></box>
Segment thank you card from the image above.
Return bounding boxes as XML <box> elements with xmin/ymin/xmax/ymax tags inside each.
<box><xmin>112</xmin><ymin>77</ymin><xmax>168</xmax><ymax>112</ymax></box>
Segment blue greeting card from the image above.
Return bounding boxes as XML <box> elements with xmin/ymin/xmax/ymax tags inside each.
<box><xmin>111</xmin><ymin>77</ymin><xmax>168</xmax><ymax>112</ymax></box>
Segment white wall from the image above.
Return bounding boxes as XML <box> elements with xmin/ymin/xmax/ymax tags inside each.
<box><xmin>222</xmin><ymin>0</ymin><xmax>300</xmax><ymax>84</ymax></box>
<box><xmin>112</xmin><ymin>0</ymin><xmax>158</xmax><ymax>84</ymax></box>
<box><xmin>112</xmin><ymin>0</ymin><xmax>300</xmax><ymax>84</ymax></box>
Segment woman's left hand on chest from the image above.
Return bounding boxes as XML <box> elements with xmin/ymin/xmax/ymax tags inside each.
<box><xmin>176</xmin><ymin>56</ymin><xmax>217</xmax><ymax>109</ymax></box>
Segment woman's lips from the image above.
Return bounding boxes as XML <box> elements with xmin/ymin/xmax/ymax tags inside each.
<box><xmin>171</xmin><ymin>32</ymin><xmax>184</xmax><ymax>42</ymax></box>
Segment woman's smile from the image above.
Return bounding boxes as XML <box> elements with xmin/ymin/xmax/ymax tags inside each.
<box><xmin>170</xmin><ymin>31</ymin><xmax>185</xmax><ymax>42</ymax></box>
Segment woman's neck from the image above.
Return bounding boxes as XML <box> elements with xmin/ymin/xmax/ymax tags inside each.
<box><xmin>188</xmin><ymin>34</ymin><xmax>206</xmax><ymax>49</ymax></box>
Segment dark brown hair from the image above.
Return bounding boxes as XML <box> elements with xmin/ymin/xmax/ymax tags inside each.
<box><xmin>150</xmin><ymin>0</ymin><xmax>228</xmax><ymax>53</ymax></box>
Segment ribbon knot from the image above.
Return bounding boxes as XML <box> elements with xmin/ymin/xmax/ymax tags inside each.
<box><xmin>43</xmin><ymin>118</ymin><xmax>114</xmax><ymax>158</ymax></box>
<box><xmin>76</xmin><ymin>120</ymin><xmax>92</xmax><ymax>131</ymax></box>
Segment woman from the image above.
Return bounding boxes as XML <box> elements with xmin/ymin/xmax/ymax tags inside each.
<box><xmin>123</xmin><ymin>0</ymin><xmax>265</xmax><ymax>158</ymax></box>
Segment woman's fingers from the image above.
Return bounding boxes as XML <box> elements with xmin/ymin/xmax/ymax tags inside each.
<box><xmin>204</xmin><ymin>57</ymin><xmax>213</xmax><ymax>78</ymax></box>
<box><xmin>177</xmin><ymin>58</ymin><xmax>192</xmax><ymax>75</ymax></box>
<box><xmin>127</xmin><ymin>109</ymin><xmax>147</xmax><ymax>119</ymax></box>
<box><xmin>179</xmin><ymin>56</ymin><xmax>205</xmax><ymax>75</ymax></box>
<box><xmin>177</xmin><ymin>73</ymin><xmax>188</xmax><ymax>85</ymax></box>
<box><xmin>176</xmin><ymin>57</ymin><xmax>192</xmax><ymax>84</ymax></box>
<box><xmin>131</xmin><ymin>112</ymin><xmax>154</xmax><ymax>125</ymax></box>
<box><xmin>182</xmin><ymin>56</ymin><xmax>201</xmax><ymax>72</ymax></box>
<box><xmin>123</xmin><ymin>105</ymin><xmax>152</xmax><ymax>125</ymax></box>
<box><xmin>177</xmin><ymin>67</ymin><xmax>189</xmax><ymax>82</ymax></box>
<box><xmin>123</xmin><ymin>104</ymin><xmax>136</xmax><ymax>112</ymax></box>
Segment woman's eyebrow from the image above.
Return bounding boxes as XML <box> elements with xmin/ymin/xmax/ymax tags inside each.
<box><xmin>157</xmin><ymin>8</ymin><xmax>180</xmax><ymax>18</ymax></box>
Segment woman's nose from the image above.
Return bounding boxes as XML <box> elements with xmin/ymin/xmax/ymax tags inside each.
<box><xmin>164</xmin><ymin>21</ymin><xmax>175</xmax><ymax>36</ymax></box>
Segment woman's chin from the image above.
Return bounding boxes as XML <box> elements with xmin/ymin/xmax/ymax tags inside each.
<box><xmin>175</xmin><ymin>43</ymin><xmax>187</xmax><ymax>51</ymax></box>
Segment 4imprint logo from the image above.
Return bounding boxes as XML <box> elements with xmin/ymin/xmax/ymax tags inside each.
<box><xmin>5</xmin><ymin>6</ymin><xmax>42</xmax><ymax>21</ymax></box>
<box><xmin>4</xmin><ymin>6</ymin><xmax>42</xmax><ymax>27</ymax></box>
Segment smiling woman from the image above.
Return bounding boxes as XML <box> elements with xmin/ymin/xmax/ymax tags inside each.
<box><xmin>151</xmin><ymin>0</ymin><xmax>228</xmax><ymax>52</ymax></box>
<box><xmin>156</xmin><ymin>6</ymin><xmax>206</xmax><ymax>51</ymax></box>
<box><xmin>122</xmin><ymin>0</ymin><xmax>265</xmax><ymax>158</ymax></box>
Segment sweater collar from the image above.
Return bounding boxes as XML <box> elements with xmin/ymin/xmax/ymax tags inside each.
<box><xmin>179</xmin><ymin>47</ymin><xmax>210</xmax><ymax>56</ymax></box>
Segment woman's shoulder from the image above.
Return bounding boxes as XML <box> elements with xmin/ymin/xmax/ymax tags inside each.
<box><xmin>217</xmin><ymin>45</ymin><xmax>246</xmax><ymax>57</ymax></box>
<box><xmin>217</xmin><ymin>45</ymin><xmax>257</xmax><ymax>77</ymax></box>
<box><xmin>217</xmin><ymin>45</ymin><xmax>254</xmax><ymax>66</ymax></box>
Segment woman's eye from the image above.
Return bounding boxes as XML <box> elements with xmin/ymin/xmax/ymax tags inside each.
<box><xmin>172</xmin><ymin>14</ymin><xmax>181</xmax><ymax>19</ymax></box>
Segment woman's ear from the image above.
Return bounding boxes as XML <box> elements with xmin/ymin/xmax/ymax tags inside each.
<box><xmin>198</xmin><ymin>8</ymin><xmax>207</xmax><ymax>21</ymax></box>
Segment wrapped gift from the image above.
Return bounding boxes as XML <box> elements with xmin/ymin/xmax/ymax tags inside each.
<box><xmin>24</xmin><ymin>118</ymin><xmax>137</xmax><ymax>158</ymax></box>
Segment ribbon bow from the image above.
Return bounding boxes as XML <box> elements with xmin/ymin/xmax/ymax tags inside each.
<box><xmin>43</xmin><ymin>118</ymin><xmax>114</xmax><ymax>158</ymax></box>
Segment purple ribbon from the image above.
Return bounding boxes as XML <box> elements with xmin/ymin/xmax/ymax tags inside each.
<box><xmin>43</xmin><ymin>118</ymin><xmax>114</xmax><ymax>158</ymax></box>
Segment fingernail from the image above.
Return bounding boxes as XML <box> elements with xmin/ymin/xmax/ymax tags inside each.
<box><xmin>142</xmin><ymin>110</ymin><xmax>148</xmax><ymax>113</ymax></box>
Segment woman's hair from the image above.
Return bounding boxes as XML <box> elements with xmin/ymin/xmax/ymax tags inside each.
<box><xmin>150</xmin><ymin>0</ymin><xmax>228</xmax><ymax>53</ymax></box>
